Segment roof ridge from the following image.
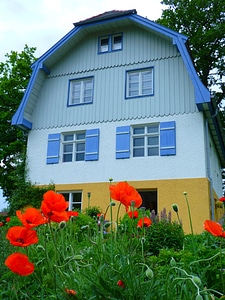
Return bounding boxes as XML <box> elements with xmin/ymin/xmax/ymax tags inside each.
<box><xmin>73</xmin><ymin>9</ymin><xmax>137</xmax><ymax>26</ymax></box>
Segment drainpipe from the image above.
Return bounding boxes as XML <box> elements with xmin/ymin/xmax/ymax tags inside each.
<box><xmin>205</xmin><ymin>109</ymin><xmax>218</xmax><ymax>221</ymax></box>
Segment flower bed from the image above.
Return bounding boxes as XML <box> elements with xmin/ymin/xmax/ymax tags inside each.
<box><xmin>0</xmin><ymin>182</ymin><xmax>225</xmax><ymax>299</ymax></box>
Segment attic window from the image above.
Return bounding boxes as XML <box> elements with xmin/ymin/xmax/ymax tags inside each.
<box><xmin>99</xmin><ymin>33</ymin><xmax>122</xmax><ymax>53</ymax></box>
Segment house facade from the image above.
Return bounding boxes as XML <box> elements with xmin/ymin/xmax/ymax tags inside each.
<box><xmin>12</xmin><ymin>10</ymin><xmax>225</xmax><ymax>233</ymax></box>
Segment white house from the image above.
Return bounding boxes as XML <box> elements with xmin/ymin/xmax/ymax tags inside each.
<box><xmin>12</xmin><ymin>9</ymin><xmax>225</xmax><ymax>233</ymax></box>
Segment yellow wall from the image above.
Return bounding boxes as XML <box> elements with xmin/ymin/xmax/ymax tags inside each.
<box><xmin>55</xmin><ymin>177</ymin><xmax>218</xmax><ymax>234</ymax></box>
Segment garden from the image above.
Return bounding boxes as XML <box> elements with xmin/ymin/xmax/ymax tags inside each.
<box><xmin>0</xmin><ymin>181</ymin><xmax>225</xmax><ymax>300</ymax></box>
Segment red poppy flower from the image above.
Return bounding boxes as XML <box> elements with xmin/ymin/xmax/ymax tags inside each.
<box><xmin>5</xmin><ymin>252</ymin><xmax>34</xmax><ymax>276</ymax></box>
<box><xmin>6</xmin><ymin>217</ymin><xmax>10</xmax><ymax>222</ymax></box>
<box><xmin>219</xmin><ymin>197</ymin><xmax>225</xmax><ymax>202</ymax></box>
<box><xmin>41</xmin><ymin>190</ymin><xmax>69</xmax><ymax>222</ymax></box>
<box><xmin>204</xmin><ymin>220</ymin><xmax>225</xmax><ymax>238</ymax></box>
<box><xmin>16</xmin><ymin>208</ymin><xmax>47</xmax><ymax>228</ymax></box>
<box><xmin>6</xmin><ymin>226</ymin><xmax>38</xmax><ymax>247</ymax></box>
<box><xmin>0</xmin><ymin>222</ymin><xmax>3</xmax><ymax>227</ymax></box>
<box><xmin>137</xmin><ymin>217</ymin><xmax>152</xmax><ymax>228</ymax></box>
<box><xmin>67</xmin><ymin>211</ymin><xmax>79</xmax><ymax>219</ymax></box>
<box><xmin>128</xmin><ymin>210</ymin><xmax>139</xmax><ymax>219</ymax></box>
<box><xmin>109</xmin><ymin>182</ymin><xmax>142</xmax><ymax>212</ymax></box>
<box><xmin>65</xmin><ymin>288</ymin><xmax>76</xmax><ymax>295</ymax></box>
<box><xmin>117</xmin><ymin>279</ymin><xmax>125</xmax><ymax>288</ymax></box>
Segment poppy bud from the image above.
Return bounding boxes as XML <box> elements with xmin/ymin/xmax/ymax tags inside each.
<box><xmin>73</xmin><ymin>255</ymin><xmax>83</xmax><ymax>260</ymax></box>
<box><xmin>183</xmin><ymin>191</ymin><xmax>187</xmax><ymax>195</ymax></box>
<box><xmin>110</xmin><ymin>201</ymin><xmax>116</xmax><ymax>206</ymax></box>
<box><xmin>81</xmin><ymin>225</ymin><xmax>89</xmax><ymax>230</ymax></box>
<box><xmin>58</xmin><ymin>221</ymin><xmax>67</xmax><ymax>229</ymax></box>
<box><xmin>195</xmin><ymin>295</ymin><xmax>203</xmax><ymax>300</ymax></box>
<box><xmin>170</xmin><ymin>257</ymin><xmax>176</xmax><ymax>267</ymax></box>
<box><xmin>192</xmin><ymin>276</ymin><xmax>201</xmax><ymax>285</ymax></box>
<box><xmin>172</xmin><ymin>204</ymin><xmax>179</xmax><ymax>213</ymax></box>
<box><xmin>145</xmin><ymin>268</ymin><xmax>154</xmax><ymax>279</ymax></box>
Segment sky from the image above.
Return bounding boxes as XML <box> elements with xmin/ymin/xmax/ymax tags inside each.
<box><xmin>0</xmin><ymin>0</ymin><xmax>165</xmax><ymax>63</ymax></box>
<box><xmin>0</xmin><ymin>0</ymin><xmax>165</xmax><ymax>210</ymax></box>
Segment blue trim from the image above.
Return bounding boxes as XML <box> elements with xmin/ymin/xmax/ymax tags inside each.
<box><xmin>116</xmin><ymin>126</ymin><xmax>130</xmax><ymax>159</ymax></box>
<box><xmin>40</xmin><ymin>63</ymin><xmax>50</xmax><ymax>75</ymax></box>
<box><xmin>11</xmin><ymin>62</ymin><xmax>40</xmax><ymax>130</ymax></box>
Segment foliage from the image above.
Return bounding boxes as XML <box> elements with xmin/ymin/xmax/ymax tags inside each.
<box><xmin>1</xmin><ymin>182</ymin><xmax>224</xmax><ymax>299</ymax></box>
<box><xmin>8</xmin><ymin>182</ymin><xmax>55</xmax><ymax>216</ymax></box>
<box><xmin>145</xmin><ymin>219</ymin><xmax>184</xmax><ymax>255</ymax></box>
<box><xmin>83</xmin><ymin>205</ymin><xmax>102</xmax><ymax>218</ymax></box>
<box><xmin>0</xmin><ymin>45</ymin><xmax>37</xmax><ymax>201</ymax></box>
<box><xmin>157</xmin><ymin>0</ymin><xmax>225</xmax><ymax>106</ymax></box>
<box><xmin>1</xmin><ymin>209</ymin><xmax>224</xmax><ymax>299</ymax></box>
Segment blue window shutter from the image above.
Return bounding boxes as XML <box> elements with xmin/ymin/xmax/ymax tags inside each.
<box><xmin>85</xmin><ymin>128</ymin><xmax>99</xmax><ymax>161</ymax></box>
<box><xmin>46</xmin><ymin>133</ymin><xmax>60</xmax><ymax>164</ymax></box>
<box><xmin>116</xmin><ymin>126</ymin><xmax>130</xmax><ymax>159</ymax></box>
<box><xmin>160</xmin><ymin>121</ymin><xmax>176</xmax><ymax>156</ymax></box>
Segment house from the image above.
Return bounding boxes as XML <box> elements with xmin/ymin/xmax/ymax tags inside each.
<box><xmin>12</xmin><ymin>9</ymin><xmax>225</xmax><ymax>233</ymax></box>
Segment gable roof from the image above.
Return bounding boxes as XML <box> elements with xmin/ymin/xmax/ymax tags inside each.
<box><xmin>11</xmin><ymin>9</ymin><xmax>225</xmax><ymax>166</ymax></box>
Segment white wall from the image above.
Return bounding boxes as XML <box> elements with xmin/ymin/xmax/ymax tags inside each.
<box><xmin>27</xmin><ymin>112</ymin><xmax>209</xmax><ymax>186</ymax></box>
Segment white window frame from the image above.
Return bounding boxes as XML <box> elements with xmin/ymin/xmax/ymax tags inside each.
<box><xmin>126</xmin><ymin>68</ymin><xmax>153</xmax><ymax>98</ymax></box>
<box><xmin>62</xmin><ymin>131</ymin><xmax>86</xmax><ymax>162</ymax></box>
<box><xmin>99</xmin><ymin>33</ymin><xmax>122</xmax><ymax>53</ymax></box>
<box><xmin>68</xmin><ymin>77</ymin><xmax>93</xmax><ymax>106</ymax></box>
<box><xmin>132</xmin><ymin>124</ymin><xmax>159</xmax><ymax>157</ymax></box>
<box><xmin>60</xmin><ymin>191</ymin><xmax>82</xmax><ymax>211</ymax></box>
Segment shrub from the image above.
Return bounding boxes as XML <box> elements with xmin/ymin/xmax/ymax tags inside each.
<box><xmin>144</xmin><ymin>219</ymin><xmax>184</xmax><ymax>255</ymax></box>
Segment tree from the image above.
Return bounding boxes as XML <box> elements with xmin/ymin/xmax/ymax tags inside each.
<box><xmin>157</xmin><ymin>0</ymin><xmax>225</xmax><ymax>106</ymax></box>
<box><xmin>0</xmin><ymin>45</ymin><xmax>37</xmax><ymax>201</ymax></box>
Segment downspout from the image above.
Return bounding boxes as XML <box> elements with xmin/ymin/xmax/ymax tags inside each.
<box><xmin>205</xmin><ymin>109</ymin><xmax>218</xmax><ymax>221</ymax></box>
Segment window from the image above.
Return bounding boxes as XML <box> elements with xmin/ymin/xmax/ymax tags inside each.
<box><xmin>68</xmin><ymin>77</ymin><xmax>93</xmax><ymax>106</ymax></box>
<box><xmin>63</xmin><ymin>132</ymin><xmax>86</xmax><ymax>162</ymax></box>
<box><xmin>138</xmin><ymin>190</ymin><xmax>157</xmax><ymax>214</ymax></box>
<box><xmin>126</xmin><ymin>68</ymin><xmax>153</xmax><ymax>98</ymax></box>
<box><xmin>99</xmin><ymin>33</ymin><xmax>122</xmax><ymax>53</ymax></box>
<box><xmin>115</xmin><ymin>121</ymin><xmax>175</xmax><ymax>159</ymax></box>
<box><xmin>133</xmin><ymin>124</ymin><xmax>159</xmax><ymax>157</ymax></box>
<box><xmin>46</xmin><ymin>129</ymin><xmax>100</xmax><ymax>164</ymax></box>
<box><xmin>61</xmin><ymin>191</ymin><xmax>82</xmax><ymax>211</ymax></box>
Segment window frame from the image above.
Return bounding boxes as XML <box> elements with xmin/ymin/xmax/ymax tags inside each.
<box><xmin>62</xmin><ymin>131</ymin><xmax>86</xmax><ymax>162</ymax></box>
<box><xmin>60</xmin><ymin>191</ymin><xmax>83</xmax><ymax>211</ymax></box>
<box><xmin>98</xmin><ymin>33</ymin><xmax>123</xmax><ymax>54</ymax></box>
<box><xmin>125</xmin><ymin>67</ymin><xmax>154</xmax><ymax>99</ymax></box>
<box><xmin>132</xmin><ymin>124</ymin><xmax>159</xmax><ymax>157</ymax></box>
<box><xmin>68</xmin><ymin>76</ymin><xmax>94</xmax><ymax>106</ymax></box>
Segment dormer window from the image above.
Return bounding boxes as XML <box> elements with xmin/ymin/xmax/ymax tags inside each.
<box><xmin>99</xmin><ymin>33</ymin><xmax>122</xmax><ymax>53</ymax></box>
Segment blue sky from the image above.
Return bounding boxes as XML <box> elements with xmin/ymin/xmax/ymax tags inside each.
<box><xmin>0</xmin><ymin>0</ymin><xmax>165</xmax><ymax>210</ymax></box>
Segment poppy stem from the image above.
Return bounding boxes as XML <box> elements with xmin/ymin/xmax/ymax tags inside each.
<box><xmin>183</xmin><ymin>192</ymin><xmax>194</xmax><ymax>235</ymax></box>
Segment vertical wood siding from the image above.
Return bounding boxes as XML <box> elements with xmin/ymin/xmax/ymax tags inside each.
<box><xmin>31</xmin><ymin>26</ymin><xmax>197</xmax><ymax>129</ymax></box>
